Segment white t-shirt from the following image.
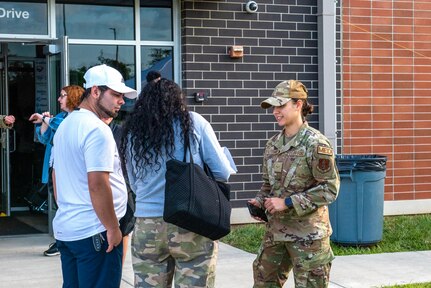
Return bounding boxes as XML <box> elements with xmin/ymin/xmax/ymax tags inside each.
<box><xmin>52</xmin><ymin>109</ymin><xmax>127</xmax><ymax>241</ymax></box>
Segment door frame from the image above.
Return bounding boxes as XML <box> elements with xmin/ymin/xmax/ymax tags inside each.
<box><xmin>45</xmin><ymin>36</ymin><xmax>68</xmax><ymax>234</ymax></box>
<box><xmin>0</xmin><ymin>42</ymin><xmax>12</xmax><ymax>216</ymax></box>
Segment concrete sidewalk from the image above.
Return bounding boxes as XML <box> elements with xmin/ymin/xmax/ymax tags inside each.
<box><xmin>0</xmin><ymin>234</ymin><xmax>430</xmax><ymax>288</ymax></box>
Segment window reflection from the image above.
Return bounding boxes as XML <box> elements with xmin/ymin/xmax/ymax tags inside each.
<box><xmin>6</xmin><ymin>43</ymin><xmax>38</xmax><ymax>58</ymax></box>
<box><xmin>56</xmin><ymin>0</ymin><xmax>175</xmax><ymax>111</ymax></box>
<box><xmin>69</xmin><ymin>44</ymin><xmax>136</xmax><ymax>111</ymax></box>
<box><xmin>56</xmin><ymin>0</ymin><xmax>134</xmax><ymax>40</ymax></box>
<box><xmin>140</xmin><ymin>1</ymin><xmax>172</xmax><ymax>41</ymax></box>
<box><xmin>69</xmin><ymin>44</ymin><xmax>135</xmax><ymax>89</ymax></box>
<box><xmin>141</xmin><ymin>46</ymin><xmax>173</xmax><ymax>86</ymax></box>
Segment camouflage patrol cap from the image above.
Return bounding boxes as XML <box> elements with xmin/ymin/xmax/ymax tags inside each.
<box><xmin>260</xmin><ymin>80</ymin><xmax>308</xmax><ymax>109</ymax></box>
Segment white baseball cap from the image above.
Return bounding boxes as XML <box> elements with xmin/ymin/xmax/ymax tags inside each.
<box><xmin>83</xmin><ymin>64</ymin><xmax>137</xmax><ymax>99</ymax></box>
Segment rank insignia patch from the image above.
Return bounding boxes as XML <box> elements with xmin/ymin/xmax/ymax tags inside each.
<box><xmin>317</xmin><ymin>145</ymin><xmax>333</xmax><ymax>156</ymax></box>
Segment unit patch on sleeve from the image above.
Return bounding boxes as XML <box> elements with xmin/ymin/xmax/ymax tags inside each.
<box><xmin>317</xmin><ymin>145</ymin><xmax>333</xmax><ymax>156</ymax></box>
<box><xmin>317</xmin><ymin>158</ymin><xmax>331</xmax><ymax>173</ymax></box>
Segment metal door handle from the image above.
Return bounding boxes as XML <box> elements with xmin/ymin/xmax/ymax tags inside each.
<box><xmin>1</xmin><ymin>131</ymin><xmax>5</xmax><ymax>149</ymax></box>
<box><xmin>8</xmin><ymin>129</ymin><xmax>16</xmax><ymax>153</ymax></box>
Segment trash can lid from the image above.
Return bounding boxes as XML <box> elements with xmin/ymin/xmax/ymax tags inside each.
<box><xmin>335</xmin><ymin>154</ymin><xmax>387</xmax><ymax>172</ymax></box>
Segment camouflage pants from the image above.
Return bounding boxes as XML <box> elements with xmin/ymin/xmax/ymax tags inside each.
<box><xmin>131</xmin><ymin>217</ymin><xmax>218</xmax><ymax>288</ymax></box>
<box><xmin>253</xmin><ymin>233</ymin><xmax>334</xmax><ymax>288</ymax></box>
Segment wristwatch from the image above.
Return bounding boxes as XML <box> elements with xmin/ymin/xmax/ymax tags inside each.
<box><xmin>284</xmin><ymin>197</ymin><xmax>293</xmax><ymax>208</ymax></box>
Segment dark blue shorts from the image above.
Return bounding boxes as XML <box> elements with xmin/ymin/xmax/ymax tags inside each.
<box><xmin>56</xmin><ymin>231</ymin><xmax>123</xmax><ymax>288</ymax></box>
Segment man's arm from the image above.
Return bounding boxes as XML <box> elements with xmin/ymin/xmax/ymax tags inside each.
<box><xmin>88</xmin><ymin>171</ymin><xmax>122</xmax><ymax>252</ymax></box>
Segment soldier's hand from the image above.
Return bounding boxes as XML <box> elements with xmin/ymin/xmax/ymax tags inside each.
<box><xmin>247</xmin><ymin>199</ymin><xmax>268</xmax><ymax>222</ymax></box>
<box><xmin>4</xmin><ymin>115</ymin><xmax>15</xmax><ymax>125</ymax></box>
<box><xmin>264</xmin><ymin>197</ymin><xmax>288</xmax><ymax>214</ymax></box>
<box><xmin>248</xmin><ymin>198</ymin><xmax>261</xmax><ymax>208</ymax></box>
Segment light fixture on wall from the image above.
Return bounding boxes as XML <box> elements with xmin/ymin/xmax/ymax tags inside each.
<box><xmin>228</xmin><ymin>46</ymin><xmax>244</xmax><ymax>59</ymax></box>
<box><xmin>244</xmin><ymin>1</ymin><xmax>258</xmax><ymax>13</ymax></box>
<box><xmin>194</xmin><ymin>91</ymin><xmax>206</xmax><ymax>102</ymax></box>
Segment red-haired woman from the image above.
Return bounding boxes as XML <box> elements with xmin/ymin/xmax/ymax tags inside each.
<box><xmin>29</xmin><ymin>85</ymin><xmax>84</xmax><ymax>256</ymax></box>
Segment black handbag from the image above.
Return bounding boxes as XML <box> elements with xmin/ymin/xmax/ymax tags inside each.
<box><xmin>163</xmin><ymin>139</ymin><xmax>231</xmax><ymax>240</ymax></box>
<box><xmin>118</xmin><ymin>144</ymin><xmax>136</xmax><ymax>237</ymax></box>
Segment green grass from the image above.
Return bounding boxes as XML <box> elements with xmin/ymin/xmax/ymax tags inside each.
<box><xmin>221</xmin><ymin>214</ymin><xmax>431</xmax><ymax>287</ymax></box>
<box><xmin>221</xmin><ymin>223</ymin><xmax>265</xmax><ymax>254</ymax></box>
<box><xmin>221</xmin><ymin>214</ymin><xmax>431</xmax><ymax>256</ymax></box>
<box><xmin>382</xmin><ymin>283</ymin><xmax>431</xmax><ymax>288</ymax></box>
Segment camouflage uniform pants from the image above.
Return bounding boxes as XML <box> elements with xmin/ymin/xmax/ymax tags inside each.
<box><xmin>253</xmin><ymin>232</ymin><xmax>334</xmax><ymax>288</ymax></box>
<box><xmin>131</xmin><ymin>217</ymin><xmax>218</xmax><ymax>288</ymax></box>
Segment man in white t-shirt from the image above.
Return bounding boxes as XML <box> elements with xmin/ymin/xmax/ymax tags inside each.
<box><xmin>52</xmin><ymin>64</ymin><xmax>137</xmax><ymax>288</ymax></box>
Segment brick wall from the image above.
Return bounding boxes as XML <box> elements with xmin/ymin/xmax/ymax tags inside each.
<box><xmin>341</xmin><ymin>0</ymin><xmax>431</xmax><ymax>200</ymax></box>
<box><xmin>181</xmin><ymin>0</ymin><xmax>320</xmax><ymax>207</ymax></box>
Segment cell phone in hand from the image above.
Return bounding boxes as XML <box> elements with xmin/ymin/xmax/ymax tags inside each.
<box><xmin>247</xmin><ymin>202</ymin><xmax>268</xmax><ymax>222</ymax></box>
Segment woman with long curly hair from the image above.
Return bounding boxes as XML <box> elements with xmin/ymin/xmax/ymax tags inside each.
<box><xmin>120</xmin><ymin>79</ymin><xmax>235</xmax><ymax>288</ymax></box>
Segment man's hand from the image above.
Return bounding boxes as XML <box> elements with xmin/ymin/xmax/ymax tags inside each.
<box><xmin>264</xmin><ymin>197</ymin><xmax>288</xmax><ymax>214</ymax></box>
<box><xmin>106</xmin><ymin>226</ymin><xmax>122</xmax><ymax>253</ymax></box>
<box><xmin>88</xmin><ymin>171</ymin><xmax>121</xmax><ymax>253</ymax></box>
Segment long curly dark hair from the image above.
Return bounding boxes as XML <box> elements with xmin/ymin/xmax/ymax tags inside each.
<box><xmin>120</xmin><ymin>78</ymin><xmax>193</xmax><ymax>175</ymax></box>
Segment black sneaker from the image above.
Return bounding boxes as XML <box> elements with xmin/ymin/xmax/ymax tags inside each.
<box><xmin>44</xmin><ymin>242</ymin><xmax>60</xmax><ymax>257</ymax></box>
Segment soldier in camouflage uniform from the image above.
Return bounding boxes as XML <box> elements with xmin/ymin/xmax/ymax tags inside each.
<box><xmin>0</xmin><ymin>114</ymin><xmax>15</xmax><ymax>129</ymax></box>
<box><xmin>248</xmin><ymin>80</ymin><xmax>340</xmax><ymax>288</ymax></box>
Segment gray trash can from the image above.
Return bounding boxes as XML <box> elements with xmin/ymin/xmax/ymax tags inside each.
<box><xmin>329</xmin><ymin>155</ymin><xmax>387</xmax><ymax>246</ymax></box>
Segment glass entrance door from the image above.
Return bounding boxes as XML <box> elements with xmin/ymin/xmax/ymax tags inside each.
<box><xmin>0</xmin><ymin>43</ymin><xmax>47</xmax><ymax>219</ymax></box>
<box><xmin>0</xmin><ymin>40</ymin><xmax>67</xmax><ymax>235</ymax></box>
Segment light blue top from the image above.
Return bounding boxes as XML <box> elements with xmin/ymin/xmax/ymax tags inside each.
<box><xmin>125</xmin><ymin>111</ymin><xmax>235</xmax><ymax>218</ymax></box>
<box><xmin>36</xmin><ymin>111</ymin><xmax>67</xmax><ymax>184</ymax></box>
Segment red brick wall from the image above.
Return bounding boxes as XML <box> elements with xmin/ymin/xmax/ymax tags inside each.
<box><xmin>342</xmin><ymin>0</ymin><xmax>431</xmax><ymax>201</ymax></box>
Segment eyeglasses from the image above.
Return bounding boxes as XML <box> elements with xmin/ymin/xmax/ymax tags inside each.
<box><xmin>59</xmin><ymin>93</ymin><xmax>67</xmax><ymax>98</ymax></box>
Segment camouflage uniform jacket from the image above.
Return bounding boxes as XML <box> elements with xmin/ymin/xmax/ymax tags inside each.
<box><xmin>256</xmin><ymin>123</ymin><xmax>340</xmax><ymax>242</ymax></box>
<box><xmin>0</xmin><ymin>115</ymin><xmax>12</xmax><ymax>129</ymax></box>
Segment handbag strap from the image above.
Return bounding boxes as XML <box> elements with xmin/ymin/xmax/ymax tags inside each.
<box><xmin>183</xmin><ymin>132</ymin><xmax>194</xmax><ymax>165</ymax></box>
<box><xmin>183</xmin><ymin>133</ymin><xmax>217</xmax><ymax>181</ymax></box>
<box><xmin>204</xmin><ymin>163</ymin><xmax>217</xmax><ymax>181</ymax></box>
